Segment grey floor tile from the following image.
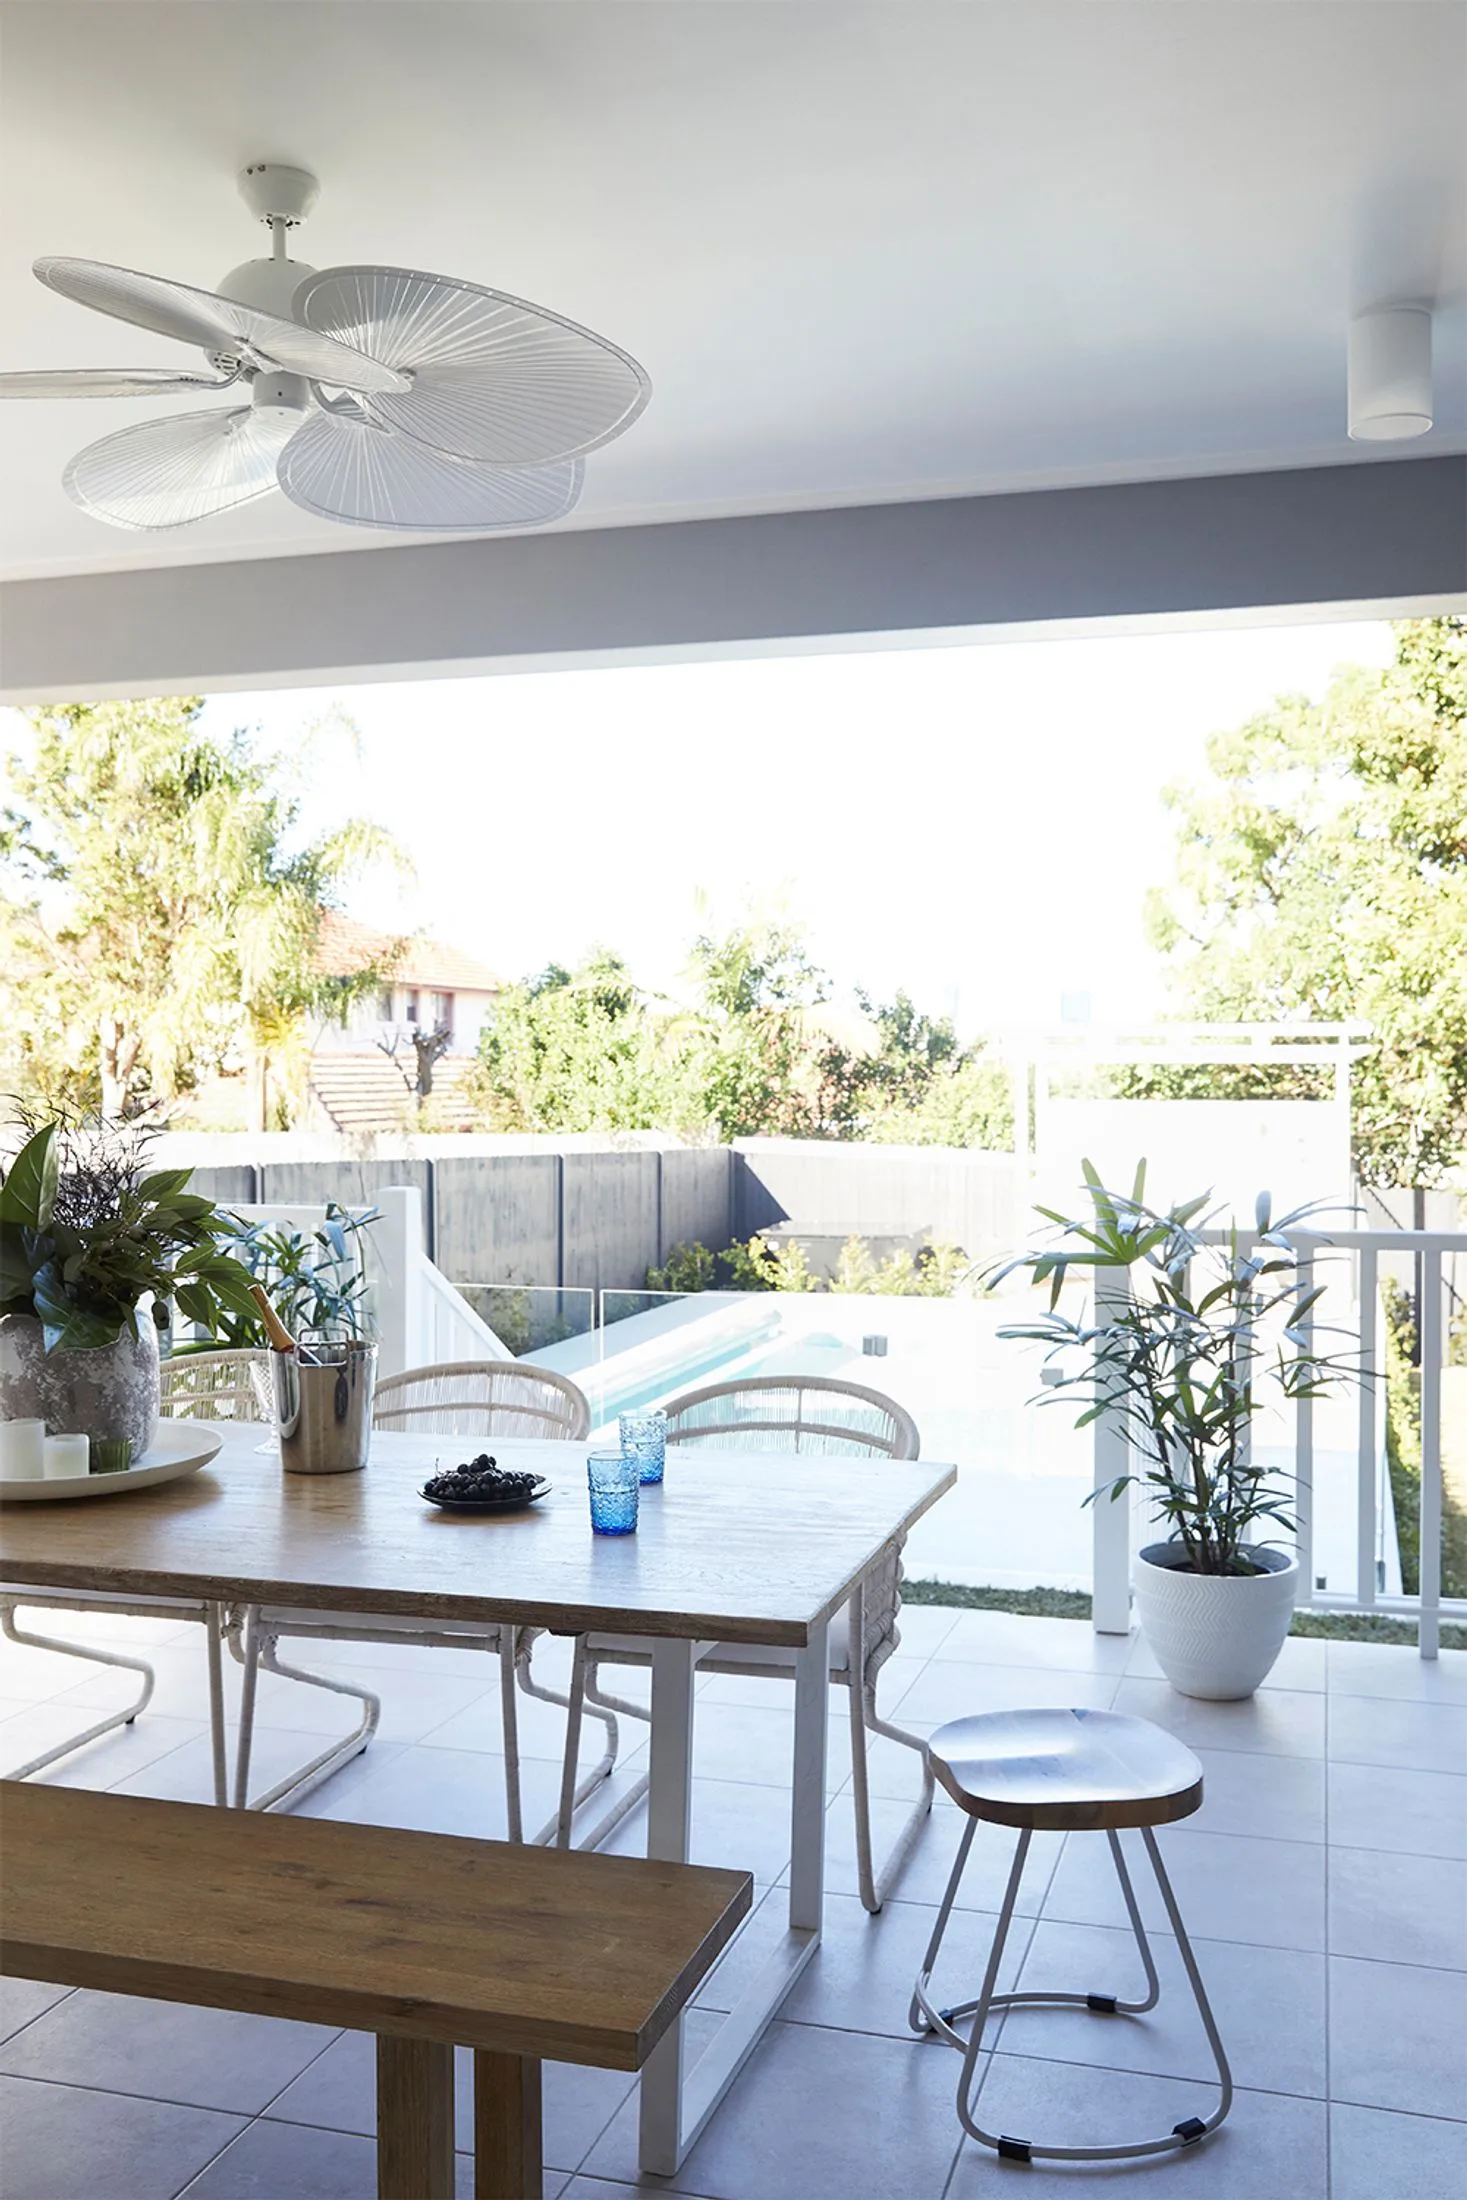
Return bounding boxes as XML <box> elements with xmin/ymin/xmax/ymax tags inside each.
<box><xmin>264</xmin><ymin>2028</ymin><xmax>635</xmax><ymax>2172</ymax></box>
<box><xmin>885</xmin><ymin>1606</ymin><xmax>964</xmax><ymax>1657</ymax></box>
<box><xmin>1328</xmin><ymin>1954</ymin><xmax>1467</xmax><ymax>2119</ymax></box>
<box><xmin>0</xmin><ymin>1989</ymin><xmax>336</xmax><ymax>2115</ymax></box>
<box><xmin>998</xmin><ymin>1918</ymin><xmax>1326</xmax><ymax>2098</ymax></box>
<box><xmin>600</xmin><ymin>1774</ymin><xmax>796</xmax><ymax>1885</ymax></box>
<box><xmin>1329</xmin><ymin>1761</ymin><xmax>1467</xmax><ymax>1859</ymax></box>
<box><xmin>1328</xmin><ymin>1692</ymin><xmax>1467</xmax><ymax>1775</ymax></box>
<box><xmin>695</xmin><ymin>1886</ymin><xmax>1022</xmax><ymax>2039</ymax></box>
<box><xmin>944</xmin><ymin>2062</ymin><xmax>1327</xmax><ymax>2195</ymax></box>
<box><xmin>1328</xmin><ymin>1845</ymin><xmax>1467</xmax><ymax>1969</ymax></box>
<box><xmin>1329</xmin><ymin>2102</ymin><xmax>1467</xmax><ymax>2200</ymax></box>
<box><xmin>0</xmin><ymin>2072</ymin><xmax>244</xmax><ymax>2200</ymax></box>
<box><xmin>1326</xmin><ymin>1642</ymin><xmax>1467</xmax><ymax>1703</ymax></box>
<box><xmin>181</xmin><ymin>2117</ymin><xmax>376</xmax><ymax>2198</ymax></box>
<box><xmin>819</xmin><ymin>1791</ymin><xmax>1063</xmax><ymax>1914</ymax></box>
<box><xmin>0</xmin><ymin>1977</ymin><xmax>70</xmax><ymax>2046</ymax></box>
<box><xmin>1186</xmin><ymin>1744</ymin><xmax>1325</xmax><ymax>1842</ymax></box>
<box><xmin>894</xmin><ymin>1660</ymin><xmax>1121</xmax><ymax>1735</ymax></box>
<box><xmin>1112</xmin><ymin>1675</ymin><xmax>1326</xmax><ymax>1759</ymax></box>
<box><xmin>0</xmin><ymin>1702</ymin><xmax>204</xmax><ymax>1792</ymax></box>
<box><xmin>1042</xmin><ymin>1826</ymin><xmax>1327</xmax><ymax>1952</ymax></box>
<box><xmin>584</xmin><ymin>2018</ymin><xmax>963</xmax><ymax>2199</ymax></box>
<box><xmin>928</xmin><ymin>1612</ymin><xmax>1133</xmax><ymax>1675</ymax></box>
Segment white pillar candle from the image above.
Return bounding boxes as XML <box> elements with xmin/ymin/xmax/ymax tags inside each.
<box><xmin>0</xmin><ymin>1420</ymin><xmax>46</xmax><ymax>1480</ymax></box>
<box><xmin>43</xmin><ymin>1434</ymin><xmax>90</xmax><ymax>1479</ymax></box>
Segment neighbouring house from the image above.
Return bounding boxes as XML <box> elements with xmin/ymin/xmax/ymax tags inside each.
<box><xmin>306</xmin><ymin>914</ymin><xmax>503</xmax><ymax>1134</ymax></box>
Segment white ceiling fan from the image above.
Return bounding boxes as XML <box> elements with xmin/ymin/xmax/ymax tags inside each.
<box><xmin>0</xmin><ymin>162</ymin><xmax>650</xmax><ymax>533</ymax></box>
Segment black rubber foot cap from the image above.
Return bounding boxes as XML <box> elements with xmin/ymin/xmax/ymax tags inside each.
<box><xmin>1173</xmin><ymin>2117</ymin><xmax>1208</xmax><ymax>2144</ymax></box>
<box><xmin>997</xmin><ymin>2136</ymin><xmax>1033</xmax><ymax>2163</ymax></box>
<box><xmin>1087</xmin><ymin>1992</ymin><xmax>1119</xmax><ymax>2013</ymax></box>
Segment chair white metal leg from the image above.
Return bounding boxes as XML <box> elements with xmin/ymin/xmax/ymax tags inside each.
<box><xmin>498</xmin><ymin>1632</ymin><xmax>523</xmax><ymax>1844</ymax></box>
<box><xmin>516</xmin><ymin>1635</ymin><xmax>623</xmax><ymax>1848</ymax></box>
<box><xmin>554</xmin><ymin>1642</ymin><xmax>652</xmax><ymax>1851</ymax></box>
<box><xmin>230</xmin><ymin>1607</ymin><xmax>381</xmax><ymax>1813</ymax></box>
<box><xmin>1</xmin><ymin>1598</ymin><xmax>157</xmax><ymax>1777</ymax></box>
<box><xmin>845</xmin><ymin>1583</ymin><xmax>934</xmax><ymax>1913</ymax></box>
<box><xmin>1</xmin><ymin>1597</ymin><xmax>230</xmax><ymax>1806</ymax></box>
<box><xmin>911</xmin><ymin>1820</ymin><xmax>1232</xmax><ymax>2164</ymax></box>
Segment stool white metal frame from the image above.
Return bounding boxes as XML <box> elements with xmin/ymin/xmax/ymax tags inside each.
<box><xmin>909</xmin><ymin>1707</ymin><xmax>1233</xmax><ymax>2166</ymax></box>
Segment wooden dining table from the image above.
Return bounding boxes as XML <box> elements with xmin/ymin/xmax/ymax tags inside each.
<box><xmin>0</xmin><ymin>1424</ymin><xmax>955</xmax><ymax>2175</ymax></box>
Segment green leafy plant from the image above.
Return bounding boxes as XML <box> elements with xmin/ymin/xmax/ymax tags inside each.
<box><xmin>198</xmin><ymin>1202</ymin><xmax>378</xmax><ymax>1349</ymax></box>
<box><xmin>0</xmin><ymin>1117</ymin><xmax>258</xmax><ymax>1351</ymax></box>
<box><xmin>990</xmin><ymin>1161</ymin><xmax>1366</xmax><ymax>1577</ymax></box>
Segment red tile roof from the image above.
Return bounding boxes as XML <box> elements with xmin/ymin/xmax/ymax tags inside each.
<box><xmin>314</xmin><ymin>913</ymin><xmax>502</xmax><ymax>994</ymax></box>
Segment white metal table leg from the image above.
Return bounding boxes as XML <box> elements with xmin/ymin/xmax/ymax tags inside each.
<box><xmin>789</xmin><ymin>1616</ymin><xmax>830</xmax><ymax>1931</ymax></box>
<box><xmin>637</xmin><ymin>1636</ymin><xmax>697</xmax><ymax>2176</ymax></box>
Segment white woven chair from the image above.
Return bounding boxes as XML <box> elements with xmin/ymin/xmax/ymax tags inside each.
<box><xmin>231</xmin><ymin>1360</ymin><xmax>616</xmax><ymax>1833</ymax></box>
<box><xmin>0</xmin><ymin>1349</ymin><xmax>266</xmax><ymax>1801</ymax></box>
<box><xmin>555</xmin><ymin>1374</ymin><xmax>932</xmax><ymax>1911</ymax></box>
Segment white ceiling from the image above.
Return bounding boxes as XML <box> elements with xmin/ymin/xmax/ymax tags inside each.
<box><xmin>1</xmin><ymin>0</ymin><xmax>1463</xmax><ymax>582</ymax></box>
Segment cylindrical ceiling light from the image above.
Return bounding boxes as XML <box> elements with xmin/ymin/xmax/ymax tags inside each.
<box><xmin>1348</xmin><ymin>307</ymin><xmax>1433</xmax><ymax>440</ymax></box>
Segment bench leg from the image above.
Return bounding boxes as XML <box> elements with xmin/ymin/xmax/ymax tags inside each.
<box><xmin>474</xmin><ymin>2050</ymin><xmax>543</xmax><ymax>2200</ymax></box>
<box><xmin>376</xmin><ymin>2036</ymin><xmax>454</xmax><ymax>2200</ymax></box>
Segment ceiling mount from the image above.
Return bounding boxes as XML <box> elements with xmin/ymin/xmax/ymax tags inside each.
<box><xmin>237</xmin><ymin>162</ymin><xmax>320</xmax><ymax>228</ymax></box>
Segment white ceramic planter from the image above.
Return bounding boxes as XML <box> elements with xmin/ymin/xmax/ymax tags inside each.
<box><xmin>1133</xmin><ymin>1541</ymin><xmax>1298</xmax><ymax>1701</ymax></box>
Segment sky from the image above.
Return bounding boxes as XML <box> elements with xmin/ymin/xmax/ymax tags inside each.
<box><xmin>5</xmin><ymin>617</ymin><xmax>1397</xmax><ymax>1037</ymax></box>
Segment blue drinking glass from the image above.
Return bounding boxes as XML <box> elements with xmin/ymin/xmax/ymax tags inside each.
<box><xmin>619</xmin><ymin>1409</ymin><xmax>667</xmax><ymax>1485</ymax></box>
<box><xmin>587</xmin><ymin>1448</ymin><xmax>639</xmax><ymax>1535</ymax></box>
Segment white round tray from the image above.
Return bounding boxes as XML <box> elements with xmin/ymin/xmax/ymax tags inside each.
<box><xmin>0</xmin><ymin>1419</ymin><xmax>224</xmax><ymax>1502</ymax></box>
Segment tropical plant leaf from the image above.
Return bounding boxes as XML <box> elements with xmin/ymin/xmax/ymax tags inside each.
<box><xmin>30</xmin><ymin>1262</ymin><xmax>122</xmax><ymax>1351</ymax></box>
<box><xmin>0</xmin><ymin>1124</ymin><xmax>58</xmax><ymax>1231</ymax></box>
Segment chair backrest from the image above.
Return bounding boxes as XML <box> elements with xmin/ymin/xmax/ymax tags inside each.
<box><xmin>372</xmin><ymin>1360</ymin><xmax>592</xmax><ymax>1441</ymax></box>
<box><xmin>662</xmin><ymin>1374</ymin><xmax>920</xmax><ymax>1681</ymax></box>
<box><xmin>160</xmin><ymin>1348</ymin><xmax>270</xmax><ymax>1423</ymax></box>
<box><xmin>662</xmin><ymin>1374</ymin><xmax>919</xmax><ymax>1460</ymax></box>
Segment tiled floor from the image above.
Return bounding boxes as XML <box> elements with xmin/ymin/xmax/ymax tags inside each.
<box><xmin>1</xmin><ymin>1604</ymin><xmax>1463</xmax><ymax>2198</ymax></box>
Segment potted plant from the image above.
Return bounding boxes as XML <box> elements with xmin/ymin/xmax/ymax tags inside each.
<box><xmin>0</xmin><ymin>1118</ymin><xmax>258</xmax><ymax>1463</ymax></box>
<box><xmin>992</xmin><ymin>1162</ymin><xmax>1362</xmax><ymax>1700</ymax></box>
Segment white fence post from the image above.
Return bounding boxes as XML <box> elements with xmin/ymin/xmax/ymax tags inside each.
<box><xmin>1419</xmin><ymin>1250</ymin><xmax>1443</xmax><ymax>1661</ymax></box>
<box><xmin>1092</xmin><ymin>1266</ymin><xmax>1133</xmax><ymax>1636</ymax></box>
<box><xmin>371</xmin><ymin>1185</ymin><xmax>425</xmax><ymax>1380</ymax></box>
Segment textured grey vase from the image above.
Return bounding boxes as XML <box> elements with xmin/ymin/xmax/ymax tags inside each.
<box><xmin>0</xmin><ymin>1311</ymin><xmax>161</xmax><ymax>1459</ymax></box>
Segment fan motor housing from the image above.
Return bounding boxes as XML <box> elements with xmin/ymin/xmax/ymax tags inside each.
<box><xmin>217</xmin><ymin>256</ymin><xmax>318</xmax><ymax>319</ymax></box>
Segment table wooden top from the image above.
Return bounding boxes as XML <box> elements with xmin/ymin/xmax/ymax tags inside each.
<box><xmin>0</xmin><ymin>1780</ymin><xmax>752</xmax><ymax>2068</ymax></box>
<box><xmin>0</xmin><ymin>1426</ymin><xmax>955</xmax><ymax>1647</ymax></box>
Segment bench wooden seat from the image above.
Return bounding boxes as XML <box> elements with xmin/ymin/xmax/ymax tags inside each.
<box><xmin>0</xmin><ymin>1781</ymin><xmax>751</xmax><ymax>2200</ymax></box>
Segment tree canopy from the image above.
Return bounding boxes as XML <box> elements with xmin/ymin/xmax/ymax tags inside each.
<box><xmin>1</xmin><ymin>697</ymin><xmax>395</xmax><ymax>1123</ymax></box>
<box><xmin>471</xmin><ymin>919</ymin><xmax>1012</xmax><ymax>1147</ymax></box>
<box><xmin>1148</xmin><ymin>618</ymin><xmax>1467</xmax><ymax>1185</ymax></box>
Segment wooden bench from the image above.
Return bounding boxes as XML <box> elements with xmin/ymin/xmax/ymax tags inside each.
<box><xmin>0</xmin><ymin>1781</ymin><xmax>751</xmax><ymax>2200</ymax></box>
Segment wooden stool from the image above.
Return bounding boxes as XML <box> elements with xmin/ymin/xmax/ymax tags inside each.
<box><xmin>908</xmin><ymin>1707</ymin><xmax>1232</xmax><ymax>2166</ymax></box>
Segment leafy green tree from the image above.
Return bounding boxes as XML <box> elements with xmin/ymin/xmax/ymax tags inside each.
<box><xmin>471</xmin><ymin>952</ymin><xmax>693</xmax><ymax>1132</ymax></box>
<box><xmin>1</xmin><ymin>698</ymin><xmax>394</xmax><ymax>1123</ymax></box>
<box><xmin>1148</xmin><ymin>618</ymin><xmax>1467</xmax><ymax>1185</ymax></box>
<box><xmin>686</xmin><ymin>917</ymin><xmax>830</xmax><ymax>1138</ymax></box>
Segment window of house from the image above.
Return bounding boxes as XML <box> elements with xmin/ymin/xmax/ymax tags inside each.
<box><xmin>431</xmin><ymin>990</ymin><xmax>454</xmax><ymax>1035</ymax></box>
<box><xmin>377</xmin><ymin>987</ymin><xmax>394</xmax><ymax>1022</ymax></box>
<box><xmin>405</xmin><ymin>989</ymin><xmax>420</xmax><ymax>1026</ymax></box>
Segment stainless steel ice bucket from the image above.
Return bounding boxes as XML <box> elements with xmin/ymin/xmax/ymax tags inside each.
<box><xmin>272</xmin><ymin>1341</ymin><xmax>377</xmax><ymax>1475</ymax></box>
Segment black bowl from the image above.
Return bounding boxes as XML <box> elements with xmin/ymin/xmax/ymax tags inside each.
<box><xmin>419</xmin><ymin>1476</ymin><xmax>552</xmax><ymax>1515</ymax></box>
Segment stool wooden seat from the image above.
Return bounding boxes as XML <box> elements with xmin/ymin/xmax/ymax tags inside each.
<box><xmin>910</xmin><ymin>1707</ymin><xmax>1231</xmax><ymax>2168</ymax></box>
<box><xmin>927</xmin><ymin>1706</ymin><xmax>1204</xmax><ymax>1831</ymax></box>
<box><xmin>0</xmin><ymin>1780</ymin><xmax>751</xmax><ymax>2200</ymax></box>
